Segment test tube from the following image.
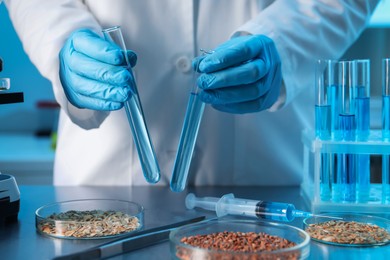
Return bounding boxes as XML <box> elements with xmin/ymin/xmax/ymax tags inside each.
<box><xmin>353</xmin><ymin>59</ymin><xmax>370</xmax><ymax>202</ymax></box>
<box><xmin>382</xmin><ymin>58</ymin><xmax>390</xmax><ymax>203</ymax></box>
<box><xmin>315</xmin><ymin>60</ymin><xmax>332</xmax><ymax>201</ymax></box>
<box><xmin>170</xmin><ymin>53</ymin><xmax>207</xmax><ymax>192</ymax></box>
<box><xmin>336</xmin><ymin>60</ymin><xmax>356</xmax><ymax>202</ymax></box>
<box><xmin>327</xmin><ymin>60</ymin><xmax>341</xmax><ymax>202</ymax></box>
<box><xmin>102</xmin><ymin>26</ymin><xmax>160</xmax><ymax>184</ymax></box>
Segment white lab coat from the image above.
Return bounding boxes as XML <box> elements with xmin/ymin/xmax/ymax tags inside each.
<box><xmin>5</xmin><ymin>0</ymin><xmax>378</xmax><ymax>186</ymax></box>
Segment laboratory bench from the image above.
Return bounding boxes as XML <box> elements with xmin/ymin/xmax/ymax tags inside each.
<box><xmin>1</xmin><ymin>185</ymin><xmax>389</xmax><ymax>260</ymax></box>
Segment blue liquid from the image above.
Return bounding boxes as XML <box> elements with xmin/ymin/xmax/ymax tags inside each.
<box><xmin>102</xmin><ymin>27</ymin><xmax>160</xmax><ymax>184</ymax></box>
<box><xmin>124</xmin><ymin>95</ymin><xmax>160</xmax><ymax>183</ymax></box>
<box><xmin>327</xmin><ymin>85</ymin><xmax>339</xmax><ymax>139</ymax></box>
<box><xmin>382</xmin><ymin>95</ymin><xmax>390</xmax><ymax>202</ymax></box>
<box><xmin>355</xmin><ymin>96</ymin><xmax>370</xmax><ymax>202</ymax></box>
<box><xmin>170</xmin><ymin>93</ymin><xmax>205</xmax><ymax>192</ymax></box>
<box><xmin>256</xmin><ymin>201</ymin><xmax>296</xmax><ymax>222</ymax></box>
<box><xmin>355</xmin><ymin>97</ymin><xmax>370</xmax><ymax>138</ymax></box>
<box><xmin>320</xmin><ymin>153</ymin><xmax>332</xmax><ymax>201</ymax></box>
<box><xmin>336</xmin><ymin>114</ymin><xmax>356</xmax><ymax>202</ymax></box>
<box><xmin>315</xmin><ymin>105</ymin><xmax>331</xmax><ymax>140</ymax></box>
<box><xmin>315</xmin><ymin>105</ymin><xmax>331</xmax><ymax>201</ymax></box>
<box><xmin>382</xmin><ymin>156</ymin><xmax>390</xmax><ymax>203</ymax></box>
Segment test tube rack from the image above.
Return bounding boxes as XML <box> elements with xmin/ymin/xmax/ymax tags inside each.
<box><xmin>301</xmin><ymin>128</ymin><xmax>390</xmax><ymax>214</ymax></box>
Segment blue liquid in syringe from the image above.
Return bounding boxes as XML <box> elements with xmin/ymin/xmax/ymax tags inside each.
<box><xmin>382</xmin><ymin>95</ymin><xmax>390</xmax><ymax>202</ymax></box>
<box><xmin>170</xmin><ymin>92</ymin><xmax>205</xmax><ymax>192</ymax></box>
<box><xmin>255</xmin><ymin>201</ymin><xmax>299</xmax><ymax>222</ymax></box>
<box><xmin>315</xmin><ymin>104</ymin><xmax>331</xmax><ymax>201</ymax></box>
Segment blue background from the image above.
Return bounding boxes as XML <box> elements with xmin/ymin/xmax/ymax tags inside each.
<box><xmin>0</xmin><ymin>4</ymin><xmax>55</xmax><ymax>133</ymax></box>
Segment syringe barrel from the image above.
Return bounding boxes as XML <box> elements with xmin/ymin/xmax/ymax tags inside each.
<box><xmin>256</xmin><ymin>201</ymin><xmax>296</xmax><ymax>222</ymax></box>
<box><xmin>185</xmin><ymin>193</ymin><xmax>219</xmax><ymax>211</ymax></box>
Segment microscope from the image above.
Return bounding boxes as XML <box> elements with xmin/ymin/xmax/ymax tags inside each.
<box><xmin>0</xmin><ymin>57</ymin><xmax>23</xmax><ymax>223</ymax></box>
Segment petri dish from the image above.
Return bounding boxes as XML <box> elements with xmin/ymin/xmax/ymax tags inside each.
<box><xmin>36</xmin><ymin>199</ymin><xmax>144</xmax><ymax>239</ymax></box>
<box><xmin>303</xmin><ymin>213</ymin><xmax>390</xmax><ymax>247</ymax></box>
<box><xmin>170</xmin><ymin>218</ymin><xmax>310</xmax><ymax>260</ymax></box>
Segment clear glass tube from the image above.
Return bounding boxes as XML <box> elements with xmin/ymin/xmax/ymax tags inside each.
<box><xmin>336</xmin><ymin>60</ymin><xmax>356</xmax><ymax>202</ymax></box>
<box><xmin>353</xmin><ymin>59</ymin><xmax>370</xmax><ymax>203</ymax></box>
<box><xmin>315</xmin><ymin>60</ymin><xmax>334</xmax><ymax>201</ymax></box>
<box><xmin>382</xmin><ymin>58</ymin><xmax>390</xmax><ymax>202</ymax></box>
<box><xmin>102</xmin><ymin>26</ymin><xmax>160</xmax><ymax>184</ymax></box>
<box><xmin>170</xmin><ymin>55</ymin><xmax>206</xmax><ymax>192</ymax></box>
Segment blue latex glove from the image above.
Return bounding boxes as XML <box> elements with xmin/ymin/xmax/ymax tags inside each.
<box><xmin>194</xmin><ymin>35</ymin><xmax>282</xmax><ymax>114</ymax></box>
<box><xmin>59</xmin><ymin>29</ymin><xmax>137</xmax><ymax>110</ymax></box>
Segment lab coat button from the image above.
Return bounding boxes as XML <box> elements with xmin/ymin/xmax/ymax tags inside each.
<box><xmin>175</xmin><ymin>56</ymin><xmax>191</xmax><ymax>73</ymax></box>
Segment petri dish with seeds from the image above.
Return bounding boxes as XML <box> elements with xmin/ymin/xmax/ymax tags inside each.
<box><xmin>303</xmin><ymin>213</ymin><xmax>390</xmax><ymax>247</ymax></box>
<box><xmin>170</xmin><ymin>218</ymin><xmax>310</xmax><ymax>260</ymax></box>
<box><xmin>36</xmin><ymin>199</ymin><xmax>143</xmax><ymax>239</ymax></box>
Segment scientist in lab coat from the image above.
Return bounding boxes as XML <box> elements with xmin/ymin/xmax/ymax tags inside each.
<box><xmin>5</xmin><ymin>0</ymin><xmax>379</xmax><ymax>186</ymax></box>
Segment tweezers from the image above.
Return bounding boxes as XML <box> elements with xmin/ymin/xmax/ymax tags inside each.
<box><xmin>53</xmin><ymin>215</ymin><xmax>206</xmax><ymax>260</ymax></box>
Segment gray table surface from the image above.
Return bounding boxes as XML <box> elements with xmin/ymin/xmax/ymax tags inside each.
<box><xmin>1</xmin><ymin>185</ymin><xmax>389</xmax><ymax>260</ymax></box>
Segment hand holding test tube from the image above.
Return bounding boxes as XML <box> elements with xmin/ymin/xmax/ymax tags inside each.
<box><xmin>103</xmin><ymin>26</ymin><xmax>160</xmax><ymax>184</ymax></box>
<box><xmin>170</xmin><ymin>50</ymin><xmax>213</xmax><ymax>192</ymax></box>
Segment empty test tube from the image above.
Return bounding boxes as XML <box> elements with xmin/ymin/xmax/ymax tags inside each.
<box><xmin>354</xmin><ymin>59</ymin><xmax>370</xmax><ymax>202</ymax></box>
<box><xmin>170</xmin><ymin>52</ymin><xmax>208</xmax><ymax>192</ymax></box>
<box><xmin>102</xmin><ymin>26</ymin><xmax>160</xmax><ymax>184</ymax></box>
<box><xmin>383</xmin><ymin>58</ymin><xmax>390</xmax><ymax>203</ymax></box>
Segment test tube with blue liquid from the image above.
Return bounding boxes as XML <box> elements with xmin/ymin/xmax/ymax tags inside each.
<box><xmin>102</xmin><ymin>26</ymin><xmax>160</xmax><ymax>184</ymax></box>
<box><xmin>315</xmin><ymin>60</ymin><xmax>332</xmax><ymax>201</ymax></box>
<box><xmin>327</xmin><ymin>60</ymin><xmax>342</xmax><ymax>202</ymax></box>
<box><xmin>354</xmin><ymin>59</ymin><xmax>370</xmax><ymax>202</ymax></box>
<box><xmin>325</xmin><ymin>60</ymin><xmax>340</xmax><ymax>202</ymax></box>
<box><xmin>336</xmin><ymin>60</ymin><xmax>356</xmax><ymax>202</ymax></box>
<box><xmin>382</xmin><ymin>58</ymin><xmax>390</xmax><ymax>203</ymax></box>
<box><xmin>170</xmin><ymin>51</ymin><xmax>210</xmax><ymax>192</ymax></box>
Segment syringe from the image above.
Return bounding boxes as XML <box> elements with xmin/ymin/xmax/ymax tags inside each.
<box><xmin>186</xmin><ymin>193</ymin><xmax>342</xmax><ymax>222</ymax></box>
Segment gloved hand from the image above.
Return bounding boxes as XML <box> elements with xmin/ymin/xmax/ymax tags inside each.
<box><xmin>194</xmin><ymin>35</ymin><xmax>282</xmax><ymax>114</ymax></box>
<box><xmin>59</xmin><ymin>29</ymin><xmax>137</xmax><ymax>111</ymax></box>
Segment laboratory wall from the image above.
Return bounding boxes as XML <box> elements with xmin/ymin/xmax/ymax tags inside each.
<box><xmin>0</xmin><ymin>5</ymin><xmax>56</xmax><ymax>185</ymax></box>
<box><xmin>0</xmin><ymin>4</ymin><xmax>55</xmax><ymax>134</ymax></box>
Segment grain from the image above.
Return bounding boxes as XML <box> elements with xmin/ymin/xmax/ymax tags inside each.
<box><xmin>176</xmin><ymin>231</ymin><xmax>299</xmax><ymax>260</ymax></box>
<box><xmin>305</xmin><ymin>220</ymin><xmax>390</xmax><ymax>245</ymax></box>
<box><xmin>37</xmin><ymin>210</ymin><xmax>140</xmax><ymax>238</ymax></box>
